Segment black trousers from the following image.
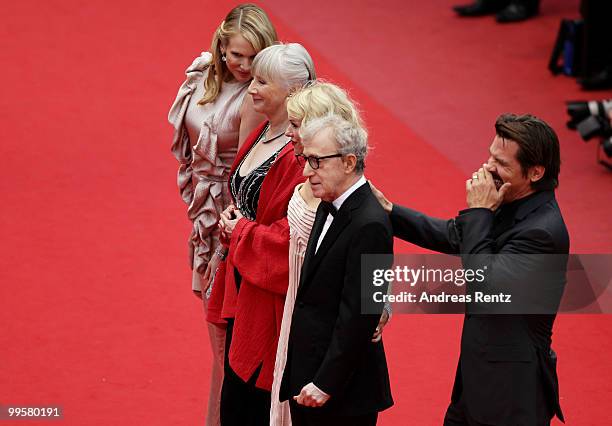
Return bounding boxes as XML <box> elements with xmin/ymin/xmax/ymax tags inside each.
<box><xmin>289</xmin><ymin>400</ymin><xmax>378</xmax><ymax>426</ymax></box>
<box><xmin>220</xmin><ymin>319</ymin><xmax>271</xmax><ymax>426</ymax></box>
<box><xmin>443</xmin><ymin>393</ymin><xmax>552</xmax><ymax>426</ymax></box>
<box><xmin>443</xmin><ymin>399</ymin><xmax>497</xmax><ymax>426</ymax></box>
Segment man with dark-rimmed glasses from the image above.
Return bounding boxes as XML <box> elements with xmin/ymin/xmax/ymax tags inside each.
<box><xmin>280</xmin><ymin>114</ymin><xmax>394</xmax><ymax>426</ymax></box>
<box><xmin>295</xmin><ymin>152</ymin><xmax>343</xmax><ymax>170</ymax></box>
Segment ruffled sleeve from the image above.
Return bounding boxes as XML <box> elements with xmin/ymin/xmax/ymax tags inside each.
<box><xmin>168</xmin><ymin>52</ymin><xmax>249</xmax><ymax>288</ymax></box>
<box><xmin>168</xmin><ymin>51</ymin><xmax>213</xmax><ymax>206</ymax></box>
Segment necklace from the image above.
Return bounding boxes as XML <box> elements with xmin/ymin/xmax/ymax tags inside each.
<box><xmin>260</xmin><ymin>124</ymin><xmax>287</xmax><ymax>144</ymax></box>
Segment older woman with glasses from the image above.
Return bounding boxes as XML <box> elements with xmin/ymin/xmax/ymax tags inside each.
<box><xmin>207</xmin><ymin>42</ymin><xmax>316</xmax><ymax>426</ymax></box>
<box><xmin>270</xmin><ymin>82</ymin><xmax>391</xmax><ymax>425</ymax></box>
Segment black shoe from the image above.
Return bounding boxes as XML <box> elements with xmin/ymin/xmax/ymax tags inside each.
<box><xmin>453</xmin><ymin>0</ymin><xmax>509</xmax><ymax>17</ymax></box>
<box><xmin>496</xmin><ymin>1</ymin><xmax>539</xmax><ymax>23</ymax></box>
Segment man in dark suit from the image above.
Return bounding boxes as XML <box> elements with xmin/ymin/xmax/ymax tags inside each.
<box><xmin>280</xmin><ymin>115</ymin><xmax>393</xmax><ymax>426</ymax></box>
<box><xmin>375</xmin><ymin>113</ymin><xmax>568</xmax><ymax>425</ymax></box>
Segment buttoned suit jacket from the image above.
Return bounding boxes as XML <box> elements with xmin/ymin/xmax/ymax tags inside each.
<box><xmin>390</xmin><ymin>190</ymin><xmax>569</xmax><ymax>425</ymax></box>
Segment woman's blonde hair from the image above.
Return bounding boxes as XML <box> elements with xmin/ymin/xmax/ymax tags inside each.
<box><xmin>287</xmin><ymin>81</ymin><xmax>365</xmax><ymax>132</ymax></box>
<box><xmin>199</xmin><ymin>4</ymin><xmax>277</xmax><ymax>105</ymax></box>
<box><xmin>251</xmin><ymin>43</ymin><xmax>316</xmax><ymax>91</ymax></box>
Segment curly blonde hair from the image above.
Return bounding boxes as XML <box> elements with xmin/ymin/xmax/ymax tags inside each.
<box><xmin>287</xmin><ymin>81</ymin><xmax>365</xmax><ymax>132</ymax></box>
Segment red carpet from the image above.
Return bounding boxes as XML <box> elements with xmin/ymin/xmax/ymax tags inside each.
<box><xmin>1</xmin><ymin>0</ymin><xmax>610</xmax><ymax>424</ymax></box>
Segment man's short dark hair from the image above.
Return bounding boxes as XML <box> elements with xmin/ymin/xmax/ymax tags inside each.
<box><xmin>495</xmin><ymin>113</ymin><xmax>561</xmax><ymax>191</ymax></box>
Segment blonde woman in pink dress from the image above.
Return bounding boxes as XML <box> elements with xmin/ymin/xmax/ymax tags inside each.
<box><xmin>270</xmin><ymin>82</ymin><xmax>392</xmax><ymax>425</ymax></box>
<box><xmin>168</xmin><ymin>5</ymin><xmax>276</xmax><ymax>425</ymax></box>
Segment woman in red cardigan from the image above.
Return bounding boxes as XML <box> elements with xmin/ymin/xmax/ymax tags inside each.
<box><xmin>207</xmin><ymin>43</ymin><xmax>316</xmax><ymax>425</ymax></box>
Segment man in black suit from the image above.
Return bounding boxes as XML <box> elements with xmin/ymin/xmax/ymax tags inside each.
<box><xmin>375</xmin><ymin>113</ymin><xmax>568</xmax><ymax>425</ymax></box>
<box><xmin>280</xmin><ymin>115</ymin><xmax>393</xmax><ymax>426</ymax></box>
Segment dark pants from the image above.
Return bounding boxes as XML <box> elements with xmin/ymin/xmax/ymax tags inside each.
<box><xmin>289</xmin><ymin>400</ymin><xmax>378</xmax><ymax>426</ymax></box>
<box><xmin>220</xmin><ymin>319</ymin><xmax>271</xmax><ymax>426</ymax></box>
<box><xmin>443</xmin><ymin>399</ymin><xmax>496</xmax><ymax>426</ymax></box>
<box><xmin>443</xmin><ymin>393</ymin><xmax>551</xmax><ymax>426</ymax></box>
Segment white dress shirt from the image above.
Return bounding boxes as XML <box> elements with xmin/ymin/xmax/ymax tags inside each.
<box><xmin>315</xmin><ymin>175</ymin><xmax>367</xmax><ymax>253</ymax></box>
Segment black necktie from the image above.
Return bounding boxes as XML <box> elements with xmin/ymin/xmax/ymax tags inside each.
<box><xmin>320</xmin><ymin>201</ymin><xmax>337</xmax><ymax>218</ymax></box>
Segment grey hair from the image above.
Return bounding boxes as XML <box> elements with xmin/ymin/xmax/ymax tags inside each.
<box><xmin>301</xmin><ymin>114</ymin><xmax>368</xmax><ymax>173</ymax></box>
<box><xmin>251</xmin><ymin>43</ymin><xmax>316</xmax><ymax>90</ymax></box>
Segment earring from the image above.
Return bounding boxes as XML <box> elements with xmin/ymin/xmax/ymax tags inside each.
<box><xmin>221</xmin><ymin>54</ymin><xmax>226</xmax><ymax>62</ymax></box>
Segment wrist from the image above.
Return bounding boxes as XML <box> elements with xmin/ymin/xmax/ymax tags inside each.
<box><xmin>383</xmin><ymin>302</ymin><xmax>392</xmax><ymax>318</ymax></box>
<box><xmin>467</xmin><ymin>201</ymin><xmax>495</xmax><ymax>211</ymax></box>
<box><xmin>215</xmin><ymin>246</ymin><xmax>227</xmax><ymax>261</ymax></box>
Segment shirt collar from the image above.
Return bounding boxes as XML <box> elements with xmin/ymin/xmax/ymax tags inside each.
<box><xmin>332</xmin><ymin>175</ymin><xmax>367</xmax><ymax>211</ymax></box>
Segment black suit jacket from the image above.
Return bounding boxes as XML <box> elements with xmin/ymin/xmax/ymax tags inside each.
<box><xmin>390</xmin><ymin>190</ymin><xmax>569</xmax><ymax>425</ymax></box>
<box><xmin>280</xmin><ymin>182</ymin><xmax>394</xmax><ymax>417</ymax></box>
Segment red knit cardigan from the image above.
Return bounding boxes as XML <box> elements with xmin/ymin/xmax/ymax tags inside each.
<box><xmin>207</xmin><ymin>121</ymin><xmax>305</xmax><ymax>391</ymax></box>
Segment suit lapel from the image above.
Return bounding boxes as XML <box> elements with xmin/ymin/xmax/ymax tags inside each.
<box><xmin>308</xmin><ymin>209</ymin><xmax>352</xmax><ymax>271</ymax></box>
<box><xmin>515</xmin><ymin>190</ymin><xmax>554</xmax><ymax>221</ymax></box>
<box><xmin>493</xmin><ymin>191</ymin><xmax>554</xmax><ymax>241</ymax></box>
<box><xmin>297</xmin><ymin>182</ymin><xmax>370</xmax><ymax>297</ymax></box>
<box><xmin>299</xmin><ymin>205</ymin><xmax>327</xmax><ymax>290</ymax></box>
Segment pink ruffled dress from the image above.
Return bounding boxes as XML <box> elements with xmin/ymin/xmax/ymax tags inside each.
<box><xmin>168</xmin><ymin>51</ymin><xmax>249</xmax><ymax>426</ymax></box>
<box><xmin>169</xmin><ymin>52</ymin><xmax>249</xmax><ymax>293</ymax></box>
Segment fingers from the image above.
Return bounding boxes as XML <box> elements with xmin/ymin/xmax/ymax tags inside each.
<box><xmin>470</xmin><ymin>167</ymin><xmax>486</xmax><ymax>182</ymax></box>
<box><xmin>293</xmin><ymin>389</ymin><xmax>323</xmax><ymax>407</ymax></box>
<box><xmin>481</xmin><ymin>163</ymin><xmax>493</xmax><ymax>180</ymax></box>
<box><xmin>469</xmin><ymin>166</ymin><xmax>496</xmax><ymax>191</ymax></box>
<box><xmin>220</xmin><ymin>216</ymin><xmax>239</xmax><ymax>231</ymax></box>
<box><xmin>220</xmin><ymin>214</ymin><xmax>240</xmax><ymax>228</ymax></box>
<box><xmin>304</xmin><ymin>395</ymin><xmax>323</xmax><ymax>407</ymax></box>
<box><xmin>498</xmin><ymin>182</ymin><xmax>511</xmax><ymax>198</ymax></box>
<box><xmin>371</xmin><ymin>326</ymin><xmax>382</xmax><ymax>342</ymax></box>
<box><xmin>293</xmin><ymin>390</ymin><xmax>310</xmax><ymax>406</ymax></box>
<box><xmin>477</xmin><ymin>167</ymin><xmax>486</xmax><ymax>181</ymax></box>
<box><xmin>303</xmin><ymin>397</ymin><xmax>316</xmax><ymax>407</ymax></box>
<box><xmin>220</xmin><ymin>205</ymin><xmax>236</xmax><ymax>220</ymax></box>
<box><xmin>372</xmin><ymin>311</ymin><xmax>388</xmax><ymax>342</ymax></box>
<box><xmin>370</xmin><ymin>182</ymin><xmax>392</xmax><ymax>212</ymax></box>
<box><xmin>202</xmin><ymin>263</ymin><xmax>212</xmax><ymax>284</ymax></box>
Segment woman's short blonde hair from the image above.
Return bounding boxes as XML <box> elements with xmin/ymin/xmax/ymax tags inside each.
<box><xmin>200</xmin><ymin>4</ymin><xmax>277</xmax><ymax>105</ymax></box>
<box><xmin>251</xmin><ymin>43</ymin><xmax>316</xmax><ymax>91</ymax></box>
<box><xmin>287</xmin><ymin>81</ymin><xmax>365</xmax><ymax>132</ymax></box>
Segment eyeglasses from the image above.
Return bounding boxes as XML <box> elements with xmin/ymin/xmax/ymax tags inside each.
<box><xmin>295</xmin><ymin>153</ymin><xmax>343</xmax><ymax>169</ymax></box>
